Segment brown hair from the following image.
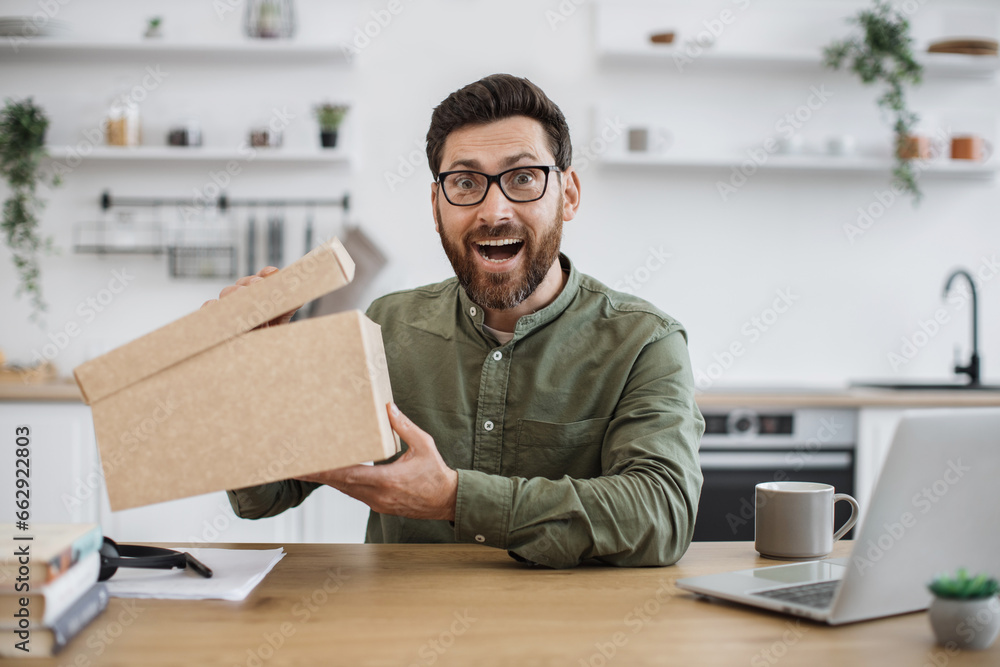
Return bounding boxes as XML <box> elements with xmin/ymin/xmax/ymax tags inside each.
<box><xmin>426</xmin><ymin>74</ymin><xmax>572</xmax><ymax>179</ymax></box>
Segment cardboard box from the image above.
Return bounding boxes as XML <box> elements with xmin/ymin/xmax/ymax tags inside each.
<box><xmin>73</xmin><ymin>238</ymin><xmax>399</xmax><ymax>511</ymax></box>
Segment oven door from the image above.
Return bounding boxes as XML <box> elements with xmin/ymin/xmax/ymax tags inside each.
<box><xmin>693</xmin><ymin>449</ymin><xmax>855</xmax><ymax>541</ymax></box>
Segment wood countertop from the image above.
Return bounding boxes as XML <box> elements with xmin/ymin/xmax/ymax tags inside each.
<box><xmin>0</xmin><ymin>377</ymin><xmax>83</xmax><ymax>402</ymax></box>
<box><xmin>4</xmin><ymin>377</ymin><xmax>1000</xmax><ymax>408</ymax></box>
<box><xmin>5</xmin><ymin>541</ymin><xmax>996</xmax><ymax>667</ymax></box>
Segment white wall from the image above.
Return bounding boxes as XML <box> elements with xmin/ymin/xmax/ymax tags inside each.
<box><xmin>1</xmin><ymin>0</ymin><xmax>999</xmax><ymax>540</ymax></box>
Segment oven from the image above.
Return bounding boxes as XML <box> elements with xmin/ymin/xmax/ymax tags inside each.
<box><xmin>693</xmin><ymin>407</ymin><xmax>857</xmax><ymax>541</ymax></box>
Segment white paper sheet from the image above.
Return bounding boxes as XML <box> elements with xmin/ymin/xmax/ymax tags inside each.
<box><xmin>104</xmin><ymin>547</ymin><xmax>285</xmax><ymax>601</ymax></box>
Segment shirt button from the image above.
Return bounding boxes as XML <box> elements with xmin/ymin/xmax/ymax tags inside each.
<box><xmin>483</xmin><ymin>420</ymin><xmax>494</xmax><ymax>431</ymax></box>
<box><xmin>475</xmin><ymin>534</ymin><xmax>486</xmax><ymax>543</ymax></box>
<box><xmin>469</xmin><ymin>306</ymin><xmax>477</xmax><ymax>317</ymax></box>
<box><xmin>492</xmin><ymin>351</ymin><xmax>502</xmax><ymax>361</ymax></box>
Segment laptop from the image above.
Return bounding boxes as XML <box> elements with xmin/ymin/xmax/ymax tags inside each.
<box><xmin>676</xmin><ymin>408</ymin><xmax>1000</xmax><ymax>624</ymax></box>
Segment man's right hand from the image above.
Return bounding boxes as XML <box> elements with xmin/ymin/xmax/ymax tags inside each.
<box><xmin>200</xmin><ymin>266</ymin><xmax>299</xmax><ymax>329</ymax></box>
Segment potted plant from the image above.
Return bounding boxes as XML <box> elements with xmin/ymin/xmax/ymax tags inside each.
<box><xmin>313</xmin><ymin>103</ymin><xmax>349</xmax><ymax>148</ymax></box>
<box><xmin>144</xmin><ymin>17</ymin><xmax>163</xmax><ymax>39</ymax></box>
<box><xmin>823</xmin><ymin>0</ymin><xmax>924</xmax><ymax>204</ymax></box>
<box><xmin>0</xmin><ymin>97</ymin><xmax>60</xmax><ymax>325</ymax></box>
<box><xmin>927</xmin><ymin>569</ymin><xmax>1000</xmax><ymax>650</ymax></box>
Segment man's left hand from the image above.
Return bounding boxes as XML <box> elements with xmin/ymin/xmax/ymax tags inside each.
<box><xmin>296</xmin><ymin>403</ymin><xmax>459</xmax><ymax>522</ymax></box>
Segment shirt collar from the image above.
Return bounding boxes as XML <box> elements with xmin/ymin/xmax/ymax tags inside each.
<box><xmin>457</xmin><ymin>253</ymin><xmax>579</xmax><ymax>340</ymax></box>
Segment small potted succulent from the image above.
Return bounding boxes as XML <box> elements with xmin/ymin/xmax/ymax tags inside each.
<box><xmin>144</xmin><ymin>17</ymin><xmax>163</xmax><ymax>39</ymax></box>
<box><xmin>313</xmin><ymin>103</ymin><xmax>348</xmax><ymax>148</ymax></box>
<box><xmin>927</xmin><ymin>569</ymin><xmax>1000</xmax><ymax>650</ymax></box>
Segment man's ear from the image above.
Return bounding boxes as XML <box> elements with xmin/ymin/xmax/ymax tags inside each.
<box><xmin>431</xmin><ymin>182</ymin><xmax>440</xmax><ymax>233</ymax></box>
<box><xmin>560</xmin><ymin>166</ymin><xmax>581</xmax><ymax>223</ymax></box>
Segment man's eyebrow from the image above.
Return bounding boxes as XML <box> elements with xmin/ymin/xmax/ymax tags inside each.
<box><xmin>499</xmin><ymin>152</ymin><xmax>539</xmax><ymax>169</ymax></box>
<box><xmin>445</xmin><ymin>151</ymin><xmax>540</xmax><ymax>172</ymax></box>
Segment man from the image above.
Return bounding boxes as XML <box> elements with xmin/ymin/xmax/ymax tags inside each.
<box><xmin>211</xmin><ymin>74</ymin><xmax>704</xmax><ymax>568</ymax></box>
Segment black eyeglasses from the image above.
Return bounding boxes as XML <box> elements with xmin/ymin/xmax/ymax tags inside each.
<box><xmin>437</xmin><ymin>165</ymin><xmax>562</xmax><ymax>206</ymax></box>
<box><xmin>98</xmin><ymin>537</ymin><xmax>213</xmax><ymax>581</ymax></box>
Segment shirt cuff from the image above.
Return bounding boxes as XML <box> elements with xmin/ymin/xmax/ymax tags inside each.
<box><xmin>453</xmin><ymin>469</ymin><xmax>513</xmax><ymax>549</ymax></box>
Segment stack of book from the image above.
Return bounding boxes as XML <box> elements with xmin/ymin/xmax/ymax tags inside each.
<box><xmin>1</xmin><ymin>524</ymin><xmax>108</xmax><ymax>658</ymax></box>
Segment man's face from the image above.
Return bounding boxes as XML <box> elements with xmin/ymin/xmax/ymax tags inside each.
<box><xmin>432</xmin><ymin>116</ymin><xmax>577</xmax><ymax>311</ymax></box>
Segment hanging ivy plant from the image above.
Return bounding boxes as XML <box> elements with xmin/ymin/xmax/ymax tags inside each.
<box><xmin>0</xmin><ymin>97</ymin><xmax>60</xmax><ymax>325</ymax></box>
<box><xmin>823</xmin><ymin>0</ymin><xmax>924</xmax><ymax>204</ymax></box>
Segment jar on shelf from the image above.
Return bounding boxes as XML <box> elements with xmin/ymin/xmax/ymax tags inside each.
<box><xmin>105</xmin><ymin>93</ymin><xmax>141</xmax><ymax>147</ymax></box>
<box><xmin>244</xmin><ymin>0</ymin><xmax>296</xmax><ymax>39</ymax></box>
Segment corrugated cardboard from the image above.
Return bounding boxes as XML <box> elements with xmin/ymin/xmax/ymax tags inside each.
<box><xmin>73</xmin><ymin>238</ymin><xmax>399</xmax><ymax>511</ymax></box>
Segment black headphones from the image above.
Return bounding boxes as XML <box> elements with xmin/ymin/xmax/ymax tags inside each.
<box><xmin>98</xmin><ymin>537</ymin><xmax>213</xmax><ymax>582</ymax></box>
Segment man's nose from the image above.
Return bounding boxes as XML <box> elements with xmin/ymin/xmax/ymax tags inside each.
<box><xmin>477</xmin><ymin>181</ymin><xmax>514</xmax><ymax>224</ymax></box>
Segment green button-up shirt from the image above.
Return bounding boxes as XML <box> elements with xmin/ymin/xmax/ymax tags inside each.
<box><xmin>228</xmin><ymin>254</ymin><xmax>704</xmax><ymax>568</ymax></box>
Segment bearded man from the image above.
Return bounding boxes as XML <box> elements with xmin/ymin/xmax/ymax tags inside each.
<box><xmin>218</xmin><ymin>74</ymin><xmax>704</xmax><ymax>568</ymax></box>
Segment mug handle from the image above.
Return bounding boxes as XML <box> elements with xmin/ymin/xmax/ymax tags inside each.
<box><xmin>983</xmin><ymin>139</ymin><xmax>993</xmax><ymax>162</ymax></box>
<box><xmin>832</xmin><ymin>493</ymin><xmax>860</xmax><ymax>542</ymax></box>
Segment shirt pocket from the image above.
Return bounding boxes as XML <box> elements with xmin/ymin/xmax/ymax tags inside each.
<box><xmin>514</xmin><ymin>417</ymin><xmax>611</xmax><ymax>480</ymax></box>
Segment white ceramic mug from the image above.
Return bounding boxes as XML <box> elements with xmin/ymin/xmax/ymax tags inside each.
<box><xmin>755</xmin><ymin>481</ymin><xmax>859</xmax><ymax>560</ymax></box>
<box><xmin>826</xmin><ymin>134</ymin><xmax>856</xmax><ymax>157</ymax></box>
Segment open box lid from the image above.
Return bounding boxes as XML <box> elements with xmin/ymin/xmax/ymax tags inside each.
<box><xmin>73</xmin><ymin>238</ymin><xmax>355</xmax><ymax>405</ymax></box>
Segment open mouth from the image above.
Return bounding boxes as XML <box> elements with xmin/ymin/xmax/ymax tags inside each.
<box><xmin>474</xmin><ymin>238</ymin><xmax>524</xmax><ymax>263</ymax></box>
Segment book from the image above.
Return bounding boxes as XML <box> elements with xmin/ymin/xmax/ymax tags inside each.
<box><xmin>0</xmin><ymin>524</ymin><xmax>101</xmax><ymax>589</ymax></box>
<box><xmin>0</xmin><ymin>551</ymin><xmax>100</xmax><ymax>627</ymax></box>
<box><xmin>0</xmin><ymin>583</ymin><xmax>108</xmax><ymax>657</ymax></box>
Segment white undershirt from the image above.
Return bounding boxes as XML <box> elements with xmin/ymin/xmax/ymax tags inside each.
<box><xmin>482</xmin><ymin>323</ymin><xmax>515</xmax><ymax>345</ymax></box>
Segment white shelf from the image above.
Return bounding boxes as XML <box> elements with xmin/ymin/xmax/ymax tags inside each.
<box><xmin>44</xmin><ymin>145</ymin><xmax>350</xmax><ymax>164</ymax></box>
<box><xmin>601</xmin><ymin>153</ymin><xmax>999</xmax><ymax>180</ymax></box>
<box><xmin>0</xmin><ymin>39</ymin><xmax>350</xmax><ymax>63</ymax></box>
<box><xmin>598</xmin><ymin>48</ymin><xmax>1000</xmax><ymax>79</ymax></box>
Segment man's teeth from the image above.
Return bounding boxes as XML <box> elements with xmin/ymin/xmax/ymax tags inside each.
<box><xmin>476</xmin><ymin>239</ymin><xmax>522</xmax><ymax>247</ymax></box>
<box><xmin>475</xmin><ymin>238</ymin><xmax>523</xmax><ymax>263</ymax></box>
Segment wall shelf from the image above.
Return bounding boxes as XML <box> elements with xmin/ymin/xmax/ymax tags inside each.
<box><xmin>45</xmin><ymin>145</ymin><xmax>350</xmax><ymax>164</ymax></box>
<box><xmin>600</xmin><ymin>153</ymin><xmax>999</xmax><ymax>180</ymax></box>
<box><xmin>0</xmin><ymin>39</ymin><xmax>351</xmax><ymax>63</ymax></box>
<box><xmin>598</xmin><ymin>48</ymin><xmax>1000</xmax><ymax>80</ymax></box>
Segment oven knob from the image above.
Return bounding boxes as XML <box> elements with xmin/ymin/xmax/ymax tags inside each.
<box><xmin>727</xmin><ymin>409</ymin><xmax>759</xmax><ymax>436</ymax></box>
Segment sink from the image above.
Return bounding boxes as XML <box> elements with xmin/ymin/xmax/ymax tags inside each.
<box><xmin>850</xmin><ymin>381</ymin><xmax>1000</xmax><ymax>391</ymax></box>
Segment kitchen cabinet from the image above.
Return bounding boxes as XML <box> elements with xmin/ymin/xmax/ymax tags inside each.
<box><xmin>854</xmin><ymin>407</ymin><xmax>906</xmax><ymax>524</ymax></box>
<box><xmin>0</xmin><ymin>401</ymin><xmax>100</xmax><ymax>525</ymax></box>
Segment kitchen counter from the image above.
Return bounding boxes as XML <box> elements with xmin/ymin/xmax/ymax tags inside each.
<box><xmin>697</xmin><ymin>386</ymin><xmax>1000</xmax><ymax>408</ymax></box>
<box><xmin>0</xmin><ymin>377</ymin><xmax>83</xmax><ymax>401</ymax></box>
<box><xmin>5</xmin><ymin>378</ymin><xmax>1000</xmax><ymax>408</ymax></box>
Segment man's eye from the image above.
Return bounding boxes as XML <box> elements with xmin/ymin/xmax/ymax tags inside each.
<box><xmin>512</xmin><ymin>172</ymin><xmax>533</xmax><ymax>185</ymax></box>
<box><xmin>456</xmin><ymin>178</ymin><xmax>477</xmax><ymax>190</ymax></box>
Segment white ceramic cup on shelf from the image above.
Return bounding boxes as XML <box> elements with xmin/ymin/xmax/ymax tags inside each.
<box><xmin>754</xmin><ymin>481</ymin><xmax>859</xmax><ymax>560</ymax></box>
<box><xmin>826</xmin><ymin>134</ymin><xmax>856</xmax><ymax>157</ymax></box>
<box><xmin>776</xmin><ymin>134</ymin><xmax>805</xmax><ymax>155</ymax></box>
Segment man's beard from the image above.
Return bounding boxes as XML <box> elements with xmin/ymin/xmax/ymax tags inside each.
<box><xmin>436</xmin><ymin>201</ymin><xmax>563</xmax><ymax>311</ymax></box>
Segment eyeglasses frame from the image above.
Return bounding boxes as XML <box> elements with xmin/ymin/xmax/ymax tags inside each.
<box><xmin>436</xmin><ymin>165</ymin><xmax>563</xmax><ymax>207</ymax></box>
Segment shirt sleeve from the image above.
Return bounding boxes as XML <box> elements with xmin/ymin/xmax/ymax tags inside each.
<box><xmin>451</xmin><ymin>328</ymin><xmax>704</xmax><ymax>569</ymax></box>
<box><xmin>226</xmin><ymin>480</ymin><xmax>321</xmax><ymax>519</ymax></box>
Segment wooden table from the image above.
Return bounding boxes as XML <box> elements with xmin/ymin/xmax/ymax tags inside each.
<box><xmin>9</xmin><ymin>542</ymin><xmax>999</xmax><ymax>666</ymax></box>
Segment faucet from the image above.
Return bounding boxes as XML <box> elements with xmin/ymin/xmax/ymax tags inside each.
<box><xmin>943</xmin><ymin>268</ymin><xmax>980</xmax><ymax>386</ymax></box>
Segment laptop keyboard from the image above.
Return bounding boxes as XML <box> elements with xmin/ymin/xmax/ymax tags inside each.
<box><xmin>751</xmin><ymin>580</ymin><xmax>841</xmax><ymax>609</ymax></box>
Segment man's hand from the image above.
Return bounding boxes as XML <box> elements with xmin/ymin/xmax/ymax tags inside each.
<box><xmin>200</xmin><ymin>265</ymin><xmax>298</xmax><ymax>329</ymax></box>
<box><xmin>297</xmin><ymin>403</ymin><xmax>459</xmax><ymax>521</ymax></box>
